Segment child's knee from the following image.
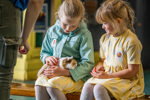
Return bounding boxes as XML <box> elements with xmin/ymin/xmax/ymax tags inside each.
<box><xmin>35</xmin><ymin>85</ymin><xmax>46</xmax><ymax>92</ymax></box>
<box><xmin>83</xmin><ymin>83</ymin><xmax>94</xmax><ymax>90</ymax></box>
<box><xmin>93</xmin><ymin>84</ymin><xmax>106</xmax><ymax>94</ymax></box>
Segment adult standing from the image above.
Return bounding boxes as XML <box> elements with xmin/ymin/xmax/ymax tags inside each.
<box><xmin>0</xmin><ymin>0</ymin><xmax>44</xmax><ymax>100</ymax></box>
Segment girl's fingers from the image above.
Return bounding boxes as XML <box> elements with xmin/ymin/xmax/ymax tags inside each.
<box><xmin>49</xmin><ymin>60</ymin><xmax>55</xmax><ymax>65</ymax></box>
<box><xmin>92</xmin><ymin>68</ymin><xmax>97</xmax><ymax>73</ymax></box>
<box><xmin>46</xmin><ymin>61</ymin><xmax>49</xmax><ymax>65</ymax></box>
<box><xmin>44</xmin><ymin>70</ymin><xmax>53</xmax><ymax>75</ymax></box>
<box><xmin>91</xmin><ymin>71</ymin><xmax>96</xmax><ymax>76</ymax></box>
<box><xmin>94</xmin><ymin>67</ymin><xmax>97</xmax><ymax>72</ymax></box>
<box><xmin>50</xmin><ymin>57</ymin><xmax>59</xmax><ymax>65</ymax></box>
<box><xmin>56</xmin><ymin>58</ymin><xmax>59</xmax><ymax>63</ymax></box>
<box><xmin>46</xmin><ymin>60</ymin><xmax>54</xmax><ymax>65</ymax></box>
<box><xmin>47</xmin><ymin>58</ymin><xmax>56</xmax><ymax>65</ymax></box>
<box><xmin>99</xmin><ymin>67</ymin><xmax>105</xmax><ymax>71</ymax></box>
<box><xmin>45</xmin><ymin>56</ymin><xmax>59</xmax><ymax>65</ymax></box>
<box><xmin>52</xmin><ymin>56</ymin><xmax>59</xmax><ymax>62</ymax></box>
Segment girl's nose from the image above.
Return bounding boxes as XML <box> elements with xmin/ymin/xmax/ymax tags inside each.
<box><xmin>66</xmin><ymin>26</ymin><xmax>71</xmax><ymax>31</ymax></box>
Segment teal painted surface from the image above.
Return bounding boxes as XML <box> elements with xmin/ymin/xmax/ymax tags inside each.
<box><xmin>10</xmin><ymin>95</ymin><xmax>35</xmax><ymax>100</ymax></box>
<box><xmin>12</xmin><ymin>80</ymin><xmax>35</xmax><ymax>84</ymax></box>
<box><xmin>144</xmin><ymin>70</ymin><xmax>150</xmax><ymax>95</ymax></box>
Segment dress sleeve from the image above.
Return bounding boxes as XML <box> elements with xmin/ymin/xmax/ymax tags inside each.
<box><xmin>126</xmin><ymin>38</ymin><xmax>142</xmax><ymax>64</ymax></box>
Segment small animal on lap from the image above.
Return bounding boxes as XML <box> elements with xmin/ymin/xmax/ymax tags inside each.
<box><xmin>37</xmin><ymin>56</ymin><xmax>77</xmax><ymax>77</ymax></box>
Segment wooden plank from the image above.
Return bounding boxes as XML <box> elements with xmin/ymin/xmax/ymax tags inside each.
<box><xmin>11</xmin><ymin>83</ymin><xmax>35</xmax><ymax>97</ymax></box>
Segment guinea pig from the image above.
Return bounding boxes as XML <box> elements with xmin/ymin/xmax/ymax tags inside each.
<box><xmin>37</xmin><ymin>56</ymin><xmax>77</xmax><ymax>77</ymax></box>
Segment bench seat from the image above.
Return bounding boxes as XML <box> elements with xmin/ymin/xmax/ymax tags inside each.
<box><xmin>11</xmin><ymin>82</ymin><xmax>150</xmax><ymax>100</ymax></box>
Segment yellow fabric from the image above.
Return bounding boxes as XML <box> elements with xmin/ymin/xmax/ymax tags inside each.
<box><xmin>87</xmin><ymin>29</ymin><xmax>144</xmax><ymax>100</ymax></box>
<box><xmin>35</xmin><ymin>75</ymin><xmax>83</xmax><ymax>94</ymax></box>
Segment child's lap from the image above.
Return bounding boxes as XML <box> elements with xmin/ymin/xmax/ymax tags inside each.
<box><xmin>35</xmin><ymin>76</ymin><xmax>84</xmax><ymax>94</ymax></box>
<box><xmin>86</xmin><ymin>77</ymin><xmax>132</xmax><ymax>90</ymax></box>
<box><xmin>86</xmin><ymin>77</ymin><xmax>144</xmax><ymax>99</ymax></box>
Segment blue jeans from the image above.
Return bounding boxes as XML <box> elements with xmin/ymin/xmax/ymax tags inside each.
<box><xmin>0</xmin><ymin>0</ymin><xmax>21</xmax><ymax>100</ymax></box>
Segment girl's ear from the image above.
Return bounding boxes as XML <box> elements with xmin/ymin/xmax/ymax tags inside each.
<box><xmin>57</xmin><ymin>12</ymin><xmax>61</xmax><ymax>19</ymax></box>
<box><xmin>116</xmin><ymin>18</ymin><xmax>122</xmax><ymax>24</ymax></box>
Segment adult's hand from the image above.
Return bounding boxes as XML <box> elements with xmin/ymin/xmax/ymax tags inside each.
<box><xmin>19</xmin><ymin>40</ymin><xmax>30</xmax><ymax>54</ymax></box>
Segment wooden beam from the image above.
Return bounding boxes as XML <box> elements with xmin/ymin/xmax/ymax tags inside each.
<box><xmin>11</xmin><ymin>83</ymin><xmax>35</xmax><ymax>97</ymax></box>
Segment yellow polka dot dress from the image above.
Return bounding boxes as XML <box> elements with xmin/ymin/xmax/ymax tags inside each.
<box><xmin>87</xmin><ymin>29</ymin><xmax>144</xmax><ymax>100</ymax></box>
<box><xmin>35</xmin><ymin>76</ymin><xmax>84</xmax><ymax>94</ymax></box>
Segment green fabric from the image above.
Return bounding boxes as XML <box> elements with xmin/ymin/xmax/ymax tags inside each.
<box><xmin>0</xmin><ymin>0</ymin><xmax>21</xmax><ymax>100</ymax></box>
<box><xmin>0</xmin><ymin>0</ymin><xmax>21</xmax><ymax>39</ymax></box>
<box><xmin>40</xmin><ymin>20</ymin><xmax>95</xmax><ymax>82</ymax></box>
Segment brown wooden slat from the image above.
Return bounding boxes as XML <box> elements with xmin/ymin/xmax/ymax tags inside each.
<box><xmin>11</xmin><ymin>83</ymin><xmax>35</xmax><ymax>97</ymax></box>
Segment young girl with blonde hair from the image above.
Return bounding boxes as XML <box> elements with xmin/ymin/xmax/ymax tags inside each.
<box><xmin>35</xmin><ymin>0</ymin><xmax>94</xmax><ymax>100</ymax></box>
<box><xmin>80</xmin><ymin>0</ymin><xmax>144</xmax><ymax>100</ymax></box>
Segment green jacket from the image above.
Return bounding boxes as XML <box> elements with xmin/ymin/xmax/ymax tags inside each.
<box><xmin>40</xmin><ymin>20</ymin><xmax>94</xmax><ymax>82</ymax></box>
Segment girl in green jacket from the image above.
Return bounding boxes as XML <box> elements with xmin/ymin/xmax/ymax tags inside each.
<box><xmin>35</xmin><ymin>0</ymin><xmax>94</xmax><ymax>100</ymax></box>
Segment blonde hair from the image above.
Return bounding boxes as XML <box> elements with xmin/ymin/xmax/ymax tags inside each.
<box><xmin>96</xmin><ymin>0</ymin><xmax>135</xmax><ymax>33</ymax></box>
<box><xmin>57</xmin><ymin>0</ymin><xmax>85</xmax><ymax>19</ymax></box>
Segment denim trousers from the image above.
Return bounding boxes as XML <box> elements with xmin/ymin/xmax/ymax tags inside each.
<box><xmin>0</xmin><ymin>0</ymin><xmax>21</xmax><ymax>100</ymax></box>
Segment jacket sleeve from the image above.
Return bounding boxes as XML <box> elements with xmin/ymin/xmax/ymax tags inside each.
<box><xmin>40</xmin><ymin>29</ymin><xmax>53</xmax><ymax>64</ymax></box>
<box><xmin>69</xmin><ymin>30</ymin><xmax>95</xmax><ymax>82</ymax></box>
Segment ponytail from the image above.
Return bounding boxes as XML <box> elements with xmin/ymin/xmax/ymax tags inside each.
<box><xmin>124</xmin><ymin>2</ymin><xmax>135</xmax><ymax>33</ymax></box>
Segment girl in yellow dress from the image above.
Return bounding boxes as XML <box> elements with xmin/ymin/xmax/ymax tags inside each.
<box><xmin>80</xmin><ymin>0</ymin><xmax>144</xmax><ymax>100</ymax></box>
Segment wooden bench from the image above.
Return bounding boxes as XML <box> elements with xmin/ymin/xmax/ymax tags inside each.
<box><xmin>10</xmin><ymin>82</ymin><xmax>80</xmax><ymax>100</ymax></box>
<box><xmin>10</xmin><ymin>82</ymin><xmax>150</xmax><ymax>100</ymax></box>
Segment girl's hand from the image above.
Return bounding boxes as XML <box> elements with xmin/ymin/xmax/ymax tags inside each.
<box><xmin>45</xmin><ymin>56</ymin><xmax>59</xmax><ymax>65</ymax></box>
<box><xmin>43</xmin><ymin>66</ymin><xmax>70</xmax><ymax>78</ymax></box>
<box><xmin>92</xmin><ymin>65</ymin><xmax>105</xmax><ymax>73</ymax></box>
<box><xmin>91</xmin><ymin>71</ymin><xmax>110</xmax><ymax>79</ymax></box>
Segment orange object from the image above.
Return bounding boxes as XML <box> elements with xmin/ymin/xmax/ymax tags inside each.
<box><xmin>117</xmin><ymin>52</ymin><xmax>122</xmax><ymax>57</ymax></box>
